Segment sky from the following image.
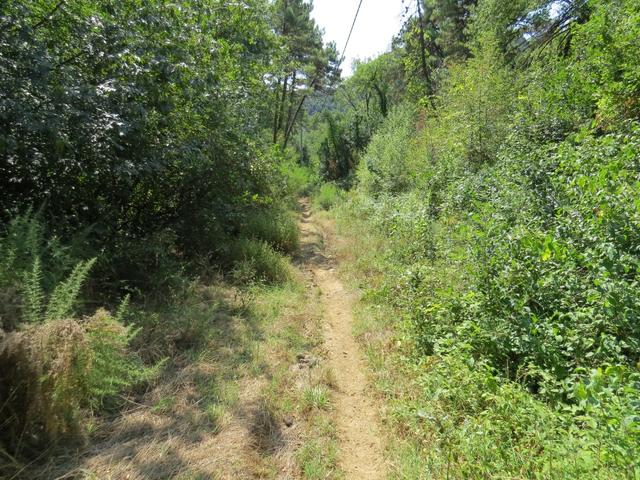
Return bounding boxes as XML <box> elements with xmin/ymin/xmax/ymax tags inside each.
<box><xmin>310</xmin><ymin>0</ymin><xmax>405</xmax><ymax>77</ymax></box>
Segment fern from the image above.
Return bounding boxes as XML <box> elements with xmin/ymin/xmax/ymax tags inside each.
<box><xmin>23</xmin><ymin>210</ymin><xmax>43</xmax><ymax>261</ymax></box>
<box><xmin>45</xmin><ymin>258</ymin><xmax>96</xmax><ymax>322</ymax></box>
<box><xmin>114</xmin><ymin>294</ymin><xmax>130</xmax><ymax>324</ymax></box>
<box><xmin>85</xmin><ymin>309</ymin><xmax>156</xmax><ymax>404</ymax></box>
<box><xmin>0</xmin><ymin>248</ymin><xmax>17</xmax><ymax>288</ymax></box>
<box><xmin>0</xmin><ymin>211</ymin><xmax>47</xmax><ymax>290</ymax></box>
<box><xmin>22</xmin><ymin>257</ymin><xmax>45</xmax><ymax>323</ymax></box>
<box><xmin>5</xmin><ymin>209</ymin><xmax>42</xmax><ymax>265</ymax></box>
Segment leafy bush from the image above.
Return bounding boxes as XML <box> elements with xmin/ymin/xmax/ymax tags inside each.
<box><xmin>313</xmin><ymin>183</ymin><xmax>344</xmax><ymax>211</ymax></box>
<box><xmin>336</xmin><ymin>5</ymin><xmax>640</xmax><ymax>470</ymax></box>
<box><xmin>230</xmin><ymin>238</ymin><xmax>292</xmax><ymax>285</ymax></box>
<box><xmin>422</xmin><ymin>126</ymin><xmax>640</xmax><ymax>398</ymax></box>
<box><xmin>280</xmin><ymin>158</ymin><xmax>317</xmax><ymax>197</ymax></box>
<box><xmin>0</xmin><ymin>0</ymin><xmax>282</xmax><ymax>295</ymax></box>
<box><xmin>243</xmin><ymin>209</ymin><xmax>299</xmax><ymax>254</ymax></box>
<box><xmin>391</xmin><ymin>354</ymin><xmax>639</xmax><ymax>478</ymax></box>
<box><xmin>359</xmin><ymin>104</ymin><xmax>418</xmax><ymax>195</ymax></box>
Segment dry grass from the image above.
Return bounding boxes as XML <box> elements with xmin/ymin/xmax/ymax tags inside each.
<box><xmin>0</xmin><ymin>320</ymin><xmax>88</xmax><ymax>449</ymax></box>
<box><xmin>9</xmin><ymin>261</ymin><xmax>339</xmax><ymax>479</ymax></box>
<box><xmin>0</xmin><ymin>308</ymin><xmax>145</xmax><ymax>461</ymax></box>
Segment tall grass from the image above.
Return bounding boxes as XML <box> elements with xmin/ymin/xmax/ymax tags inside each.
<box><xmin>243</xmin><ymin>209</ymin><xmax>299</xmax><ymax>254</ymax></box>
<box><xmin>230</xmin><ymin>238</ymin><xmax>293</xmax><ymax>285</ymax></box>
<box><xmin>312</xmin><ymin>183</ymin><xmax>343</xmax><ymax>211</ymax></box>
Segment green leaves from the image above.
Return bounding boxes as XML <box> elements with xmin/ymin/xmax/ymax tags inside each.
<box><xmin>0</xmin><ymin>0</ymin><xmax>287</xmax><ymax>293</ymax></box>
<box><xmin>45</xmin><ymin>258</ymin><xmax>96</xmax><ymax>322</ymax></box>
<box><xmin>23</xmin><ymin>257</ymin><xmax>45</xmax><ymax>324</ymax></box>
<box><xmin>329</xmin><ymin>0</ymin><xmax>640</xmax><ymax>476</ymax></box>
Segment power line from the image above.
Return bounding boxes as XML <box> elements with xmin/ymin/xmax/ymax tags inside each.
<box><xmin>318</xmin><ymin>0</ymin><xmax>364</xmax><ymax>106</ymax></box>
<box><xmin>284</xmin><ymin>0</ymin><xmax>365</xmax><ymax>142</ymax></box>
<box><xmin>339</xmin><ymin>0</ymin><xmax>365</xmax><ymax>67</ymax></box>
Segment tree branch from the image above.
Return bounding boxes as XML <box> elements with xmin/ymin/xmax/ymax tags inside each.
<box><xmin>33</xmin><ymin>0</ymin><xmax>66</xmax><ymax>30</ymax></box>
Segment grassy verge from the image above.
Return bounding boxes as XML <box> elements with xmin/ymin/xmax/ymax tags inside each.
<box><xmin>249</xmin><ymin>280</ymin><xmax>341</xmax><ymax>480</ymax></box>
<box><xmin>326</xmin><ymin>195</ymin><xmax>638</xmax><ymax>480</ymax></box>
<box><xmin>8</xmin><ymin>212</ymin><xmax>340</xmax><ymax>479</ymax></box>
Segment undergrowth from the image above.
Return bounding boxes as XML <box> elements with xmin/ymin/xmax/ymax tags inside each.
<box><xmin>0</xmin><ymin>214</ymin><xmax>151</xmax><ymax>456</ymax></box>
<box><xmin>333</xmin><ymin>171</ymin><xmax>640</xmax><ymax>478</ymax></box>
<box><xmin>336</xmin><ymin>130</ymin><xmax>640</xmax><ymax>479</ymax></box>
<box><xmin>229</xmin><ymin>238</ymin><xmax>294</xmax><ymax>284</ymax></box>
<box><xmin>325</xmin><ymin>4</ymin><xmax>640</xmax><ymax>474</ymax></box>
<box><xmin>0</xmin><ymin>194</ymin><xmax>306</xmax><ymax>472</ymax></box>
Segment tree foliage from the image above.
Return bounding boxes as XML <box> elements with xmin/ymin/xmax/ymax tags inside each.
<box><xmin>0</xmin><ymin>0</ymin><xmax>331</xmax><ymax>460</ymax></box>
<box><xmin>327</xmin><ymin>0</ymin><xmax>640</xmax><ymax>475</ymax></box>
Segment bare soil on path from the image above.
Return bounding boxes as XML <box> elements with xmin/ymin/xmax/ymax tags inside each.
<box><xmin>296</xmin><ymin>199</ymin><xmax>386</xmax><ymax>479</ymax></box>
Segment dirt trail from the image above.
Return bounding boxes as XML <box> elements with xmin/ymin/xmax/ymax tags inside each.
<box><xmin>297</xmin><ymin>199</ymin><xmax>386</xmax><ymax>479</ymax></box>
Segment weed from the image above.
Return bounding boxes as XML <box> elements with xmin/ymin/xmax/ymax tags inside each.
<box><xmin>230</xmin><ymin>238</ymin><xmax>293</xmax><ymax>284</ymax></box>
<box><xmin>205</xmin><ymin>403</ymin><xmax>226</xmax><ymax>433</ymax></box>
<box><xmin>243</xmin><ymin>208</ymin><xmax>300</xmax><ymax>254</ymax></box>
<box><xmin>313</xmin><ymin>183</ymin><xmax>343</xmax><ymax>211</ymax></box>
<box><xmin>302</xmin><ymin>386</ymin><xmax>330</xmax><ymax>411</ymax></box>
<box><xmin>151</xmin><ymin>396</ymin><xmax>176</xmax><ymax>414</ymax></box>
<box><xmin>315</xmin><ymin>366</ymin><xmax>337</xmax><ymax>390</ymax></box>
<box><xmin>297</xmin><ymin>439</ymin><xmax>338</xmax><ymax>480</ymax></box>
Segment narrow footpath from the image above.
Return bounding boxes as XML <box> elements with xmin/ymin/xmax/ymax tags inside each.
<box><xmin>297</xmin><ymin>199</ymin><xmax>386</xmax><ymax>479</ymax></box>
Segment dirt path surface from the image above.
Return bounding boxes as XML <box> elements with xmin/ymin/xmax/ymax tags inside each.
<box><xmin>297</xmin><ymin>199</ymin><xmax>386</xmax><ymax>479</ymax></box>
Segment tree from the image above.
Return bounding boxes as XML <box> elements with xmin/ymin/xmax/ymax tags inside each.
<box><xmin>270</xmin><ymin>0</ymin><xmax>328</xmax><ymax>147</ymax></box>
<box><xmin>0</xmin><ymin>0</ymin><xmax>278</xmax><ymax>286</ymax></box>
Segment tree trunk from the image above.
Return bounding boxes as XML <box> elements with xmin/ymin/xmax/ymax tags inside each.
<box><xmin>416</xmin><ymin>0</ymin><xmax>436</xmax><ymax>109</ymax></box>
<box><xmin>283</xmin><ymin>93</ymin><xmax>307</xmax><ymax>149</ymax></box>
<box><xmin>272</xmin><ymin>78</ymin><xmax>282</xmax><ymax>143</ymax></box>
<box><xmin>275</xmin><ymin>75</ymin><xmax>289</xmax><ymax>143</ymax></box>
<box><xmin>273</xmin><ymin>0</ymin><xmax>290</xmax><ymax>143</ymax></box>
<box><xmin>283</xmin><ymin>76</ymin><xmax>316</xmax><ymax>149</ymax></box>
<box><xmin>372</xmin><ymin>81</ymin><xmax>388</xmax><ymax>118</ymax></box>
<box><xmin>284</xmin><ymin>71</ymin><xmax>297</xmax><ymax>139</ymax></box>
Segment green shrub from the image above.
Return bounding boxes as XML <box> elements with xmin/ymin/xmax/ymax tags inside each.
<box><xmin>429</xmin><ymin>126</ymin><xmax>640</xmax><ymax>397</ymax></box>
<box><xmin>242</xmin><ymin>208</ymin><xmax>299</xmax><ymax>254</ymax></box>
<box><xmin>230</xmin><ymin>238</ymin><xmax>292</xmax><ymax>284</ymax></box>
<box><xmin>313</xmin><ymin>183</ymin><xmax>343</xmax><ymax>211</ymax></box>
<box><xmin>341</xmin><ymin>113</ymin><xmax>640</xmax><ymax>478</ymax></box>
<box><xmin>390</xmin><ymin>354</ymin><xmax>639</xmax><ymax>478</ymax></box>
<box><xmin>280</xmin><ymin>159</ymin><xmax>316</xmax><ymax>197</ymax></box>
<box><xmin>359</xmin><ymin>104</ymin><xmax>418</xmax><ymax>195</ymax></box>
<box><xmin>0</xmin><ymin>305</ymin><xmax>149</xmax><ymax>453</ymax></box>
